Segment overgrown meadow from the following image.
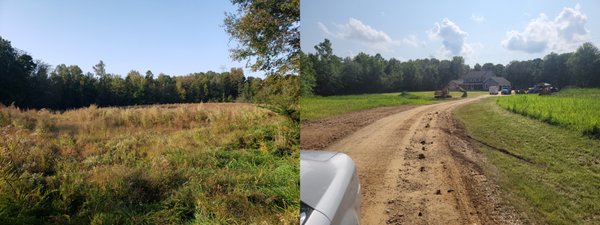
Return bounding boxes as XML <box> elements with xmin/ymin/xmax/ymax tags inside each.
<box><xmin>0</xmin><ymin>103</ymin><xmax>299</xmax><ymax>224</ymax></box>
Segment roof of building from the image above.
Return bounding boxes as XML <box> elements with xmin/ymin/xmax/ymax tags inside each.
<box><xmin>448</xmin><ymin>79</ymin><xmax>463</xmax><ymax>84</ymax></box>
<box><xmin>485</xmin><ymin>76</ymin><xmax>511</xmax><ymax>86</ymax></box>
<box><xmin>462</xmin><ymin>71</ymin><xmax>495</xmax><ymax>82</ymax></box>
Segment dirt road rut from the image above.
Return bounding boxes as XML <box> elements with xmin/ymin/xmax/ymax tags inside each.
<box><xmin>326</xmin><ymin>96</ymin><xmax>522</xmax><ymax>225</ymax></box>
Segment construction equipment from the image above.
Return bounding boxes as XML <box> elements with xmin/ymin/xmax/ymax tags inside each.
<box><xmin>538</xmin><ymin>83</ymin><xmax>553</xmax><ymax>95</ymax></box>
<box><xmin>434</xmin><ymin>85</ymin><xmax>467</xmax><ymax>99</ymax></box>
<box><xmin>434</xmin><ymin>87</ymin><xmax>452</xmax><ymax>98</ymax></box>
<box><xmin>539</xmin><ymin>86</ymin><xmax>552</xmax><ymax>95</ymax></box>
<box><xmin>459</xmin><ymin>86</ymin><xmax>468</xmax><ymax>98</ymax></box>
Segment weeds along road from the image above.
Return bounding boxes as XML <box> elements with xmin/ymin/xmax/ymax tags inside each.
<box><xmin>327</xmin><ymin>95</ymin><xmax>521</xmax><ymax>225</ymax></box>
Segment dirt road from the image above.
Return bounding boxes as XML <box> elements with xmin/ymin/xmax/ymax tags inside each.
<box><xmin>301</xmin><ymin>105</ymin><xmax>417</xmax><ymax>149</ymax></box>
<box><xmin>312</xmin><ymin>95</ymin><xmax>523</xmax><ymax>225</ymax></box>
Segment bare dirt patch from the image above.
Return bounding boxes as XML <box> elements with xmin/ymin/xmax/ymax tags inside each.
<box><xmin>301</xmin><ymin>105</ymin><xmax>416</xmax><ymax>149</ymax></box>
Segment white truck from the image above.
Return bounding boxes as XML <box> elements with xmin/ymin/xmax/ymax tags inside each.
<box><xmin>489</xmin><ymin>86</ymin><xmax>499</xmax><ymax>95</ymax></box>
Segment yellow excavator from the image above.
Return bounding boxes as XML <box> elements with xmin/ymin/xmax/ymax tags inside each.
<box><xmin>434</xmin><ymin>86</ymin><xmax>467</xmax><ymax>98</ymax></box>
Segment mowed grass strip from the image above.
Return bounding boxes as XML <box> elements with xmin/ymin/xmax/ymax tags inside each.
<box><xmin>301</xmin><ymin>91</ymin><xmax>487</xmax><ymax>121</ymax></box>
<box><xmin>496</xmin><ymin>88</ymin><xmax>600</xmax><ymax>138</ymax></box>
<box><xmin>0</xmin><ymin>104</ymin><xmax>299</xmax><ymax>224</ymax></box>
<box><xmin>455</xmin><ymin>98</ymin><xmax>600</xmax><ymax>225</ymax></box>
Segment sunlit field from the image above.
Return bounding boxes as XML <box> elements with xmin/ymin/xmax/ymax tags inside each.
<box><xmin>301</xmin><ymin>91</ymin><xmax>487</xmax><ymax>121</ymax></box>
<box><xmin>456</xmin><ymin>97</ymin><xmax>599</xmax><ymax>224</ymax></box>
<box><xmin>0</xmin><ymin>103</ymin><xmax>299</xmax><ymax>224</ymax></box>
<box><xmin>496</xmin><ymin>88</ymin><xmax>600</xmax><ymax>138</ymax></box>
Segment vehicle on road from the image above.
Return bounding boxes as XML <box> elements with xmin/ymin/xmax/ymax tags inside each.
<box><xmin>300</xmin><ymin>150</ymin><xmax>361</xmax><ymax>225</ymax></box>
<box><xmin>489</xmin><ymin>86</ymin><xmax>499</xmax><ymax>95</ymax></box>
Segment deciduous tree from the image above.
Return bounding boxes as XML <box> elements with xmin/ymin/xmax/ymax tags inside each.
<box><xmin>224</xmin><ymin>0</ymin><xmax>299</xmax><ymax>75</ymax></box>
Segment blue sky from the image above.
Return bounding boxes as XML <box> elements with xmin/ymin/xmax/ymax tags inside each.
<box><xmin>301</xmin><ymin>0</ymin><xmax>600</xmax><ymax>66</ymax></box>
<box><xmin>0</xmin><ymin>1</ymin><xmax>263</xmax><ymax>77</ymax></box>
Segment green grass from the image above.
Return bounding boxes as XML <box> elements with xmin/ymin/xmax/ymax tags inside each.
<box><xmin>496</xmin><ymin>88</ymin><xmax>600</xmax><ymax>138</ymax></box>
<box><xmin>0</xmin><ymin>104</ymin><xmax>299</xmax><ymax>224</ymax></box>
<box><xmin>455</xmin><ymin>97</ymin><xmax>600</xmax><ymax>225</ymax></box>
<box><xmin>301</xmin><ymin>91</ymin><xmax>487</xmax><ymax>121</ymax></box>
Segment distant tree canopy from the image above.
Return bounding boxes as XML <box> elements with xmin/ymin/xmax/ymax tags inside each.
<box><xmin>302</xmin><ymin>39</ymin><xmax>600</xmax><ymax>96</ymax></box>
<box><xmin>302</xmin><ymin>39</ymin><xmax>467</xmax><ymax>96</ymax></box>
<box><xmin>0</xmin><ymin>36</ymin><xmax>283</xmax><ymax>110</ymax></box>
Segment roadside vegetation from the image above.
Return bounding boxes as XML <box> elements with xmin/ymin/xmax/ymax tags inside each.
<box><xmin>455</xmin><ymin>97</ymin><xmax>599</xmax><ymax>225</ymax></box>
<box><xmin>301</xmin><ymin>91</ymin><xmax>487</xmax><ymax>121</ymax></box>
<box><xmin>0</xmin><ymin>103</ymin><xmax>299</xmax><ymax>224</ymax></box>
<box><xmin>497</xmin><ymin>88</ymin><xmax>600</xmax><ymax>138</ymax></box>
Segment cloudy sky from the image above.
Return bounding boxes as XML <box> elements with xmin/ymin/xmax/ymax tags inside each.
<box><xmin>301</xmin><ymin>0</ymin><xmax>600</xmax><ymax>66</ymax></box>
<box><xmin>0</xmin><ymin>1</ymin><xmax>263</xmax><ymax>77</ymax></box>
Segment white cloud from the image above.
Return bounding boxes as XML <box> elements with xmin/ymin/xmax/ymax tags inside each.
<box><xmin>317</xmin><ymin>22</ymin><xmax>333</xmax><ymax>37</ymax></box>
<box><xmin>318</xmin><ymin>18</ymin><xmax>392</xmax><ymax>44</ymax></box>
<box><xmin>402</xmin><ymin>35</ymin><xmax>419</xmax><ymax>47</ymax></box>
<box><xmin>555</xmin><ymin>4</ymin><xmax>588</xmax><ymax>42</ymax></box>
<box><xmin>502</xmin><ymin>14</ymin><xmax>554</xmax><ymax>53</ymax></box>
<box><xmin>502</xmin><ymin>4</ymin><xmax>590</xmax><ymax>53</ymax></box>
<box><xmin>345</xmin><ymin>18</ymin><xmax>393</xmax><ymax>43</ymax></box>
<box><xmin>428</xmin><ymin>18</ymin><xmax>473</xmax><ymax>57</ymax></box>
<box><xmin>471</xmin><ymin>14</ymin><xmax>485</xmax><ymax>23</ymax></box>
<box><xmin>318</xmin><ymin>18</ymin><xmax>424</xmax><ymax>52</ymax></box>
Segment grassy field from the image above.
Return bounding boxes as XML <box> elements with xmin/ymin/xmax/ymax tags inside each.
<box><xmin>497</xmin><ymin>88</ymin><xmax>600</xmax><ymax>138</ymax></box>
<box><xmin>0</xmin><ymin>103</ymin><xmax>299</xmax><ymax>224</ymax></box>
<box><xmin>455</xmin><ymin>97</ymin><xmax>599</xmax><ymax>225</ymax></box>
<box><xmin>301</xmin><ymin>91</ymin><xmax>487</xmax><ymax>121</ymax></box>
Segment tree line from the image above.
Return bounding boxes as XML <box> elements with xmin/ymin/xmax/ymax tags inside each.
<box><xmin>1</xmin><ymin>36</ymin><xmax>293</xmax><ymax>110</ymax></box>
<box><xmin>501</xmin><ymin>43</ymin><xmax>600</xmax><ymax>89</ymax></box>
<box><xmin>301</xmin><ymin>39</ymin><xmax>600</xmax><ymax>96</ymax></box>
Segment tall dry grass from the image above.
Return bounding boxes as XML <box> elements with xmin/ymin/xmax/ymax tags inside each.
<box><xmin>0</xmin><ymin>103</ymin><xmax>299</xmax><ymax>224</ymax></box>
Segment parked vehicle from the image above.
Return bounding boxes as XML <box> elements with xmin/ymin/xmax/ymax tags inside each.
<box><xmin>300</xmin><ymin>150</ymin><xmax>361</xmax><ymax>225</ymax></box>
<box><xmin>489</xmin><ymin>86</ymin><xmax>499</xmax><ymax>95</ymax></box>
<box><xmin>528</xmin><ymin>83</ymin><xmax>557</xmax><ymax>95</ymax></box>
<box><xmin>501</xmin><ymin>88</ymin><xmax>511</xmax><ymax>95</ymax></box>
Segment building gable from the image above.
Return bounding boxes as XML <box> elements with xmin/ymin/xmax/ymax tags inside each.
<box><xmin>462</xmin><ymin>71</ymin><xmax>496</xmax><ymax>83</ymax></box>
<box><xmin>451</xmin><ymin>71</ymin><xmax>511</xmax><ymax>91</ymax></box>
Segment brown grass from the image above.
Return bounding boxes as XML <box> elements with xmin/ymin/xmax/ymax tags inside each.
<box><xmin>0</xmin><ymin>103</ymin><xmax>298</xmax><ymax>224</ymax></box>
